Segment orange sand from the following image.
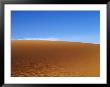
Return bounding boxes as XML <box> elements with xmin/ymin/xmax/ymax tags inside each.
<box><xmin>11</xmin><ymin>40</ymin><xmax>100</xmax><ymax>77</ymax></box>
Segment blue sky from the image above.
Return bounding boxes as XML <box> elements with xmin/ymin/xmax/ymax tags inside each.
<box><xmin>11</xmin><ymin>11</ymin><xmax>100</xmax><ymax>44</ymax></box>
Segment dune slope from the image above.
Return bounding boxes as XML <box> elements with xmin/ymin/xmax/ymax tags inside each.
<box><xmin>11</xmin><ymin>40</ymin><xmax>100</xmax><ymax>77</ymax></box>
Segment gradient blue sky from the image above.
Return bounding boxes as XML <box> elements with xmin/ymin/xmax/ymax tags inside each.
<box><xmin>11</xmin><ymin>11</ymin><xmax>100</xmax><ymax>44</ymax></box>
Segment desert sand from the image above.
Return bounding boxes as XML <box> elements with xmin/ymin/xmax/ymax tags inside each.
<box><xmin>11</xmin><ymin>40</ymin><xmax>100</xmax><ymax>77</ymax></box>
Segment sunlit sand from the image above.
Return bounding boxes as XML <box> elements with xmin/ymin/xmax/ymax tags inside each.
<box><xmin>11</xmin><ymin>40</ymin><xmax>100</xmax><ymax>77</ymax></box>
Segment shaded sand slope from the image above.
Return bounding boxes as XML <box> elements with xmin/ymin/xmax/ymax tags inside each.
<box><xmin>11</xmin><ymin>40</ymin><xmax>100</xmax><ymax>77</ymax></box>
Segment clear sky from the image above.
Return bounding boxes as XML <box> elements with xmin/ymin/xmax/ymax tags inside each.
<box><xmin>11</xmin><ymin>11</ymin><xmax>100</xmax><ymax>44</ymax></box>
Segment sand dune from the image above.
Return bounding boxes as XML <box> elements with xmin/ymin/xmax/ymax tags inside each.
<box><xmin>11</xmin><ymin>40</ymin><xmax>100</xmax><ymax>77</ymax></box>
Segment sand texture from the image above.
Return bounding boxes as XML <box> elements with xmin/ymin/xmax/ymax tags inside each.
<box><xmin>11</xmin><ymin>40</ymin><xmax>100</xmax><ymax>77</ymax></box>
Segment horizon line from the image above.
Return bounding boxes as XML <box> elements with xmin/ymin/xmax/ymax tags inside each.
<box><xmin>11</xmin><ymin>39</ymin><xmax>100</xmax><ymax>44</ymax></box>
